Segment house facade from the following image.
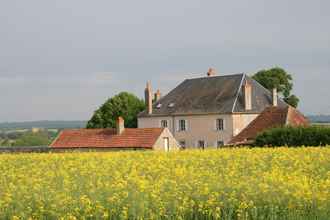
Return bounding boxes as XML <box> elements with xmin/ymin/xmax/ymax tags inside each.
<box><xmin>138</xmin><ymin>69</ymin><xmax>288</xmax><ymax>148</ymax></box>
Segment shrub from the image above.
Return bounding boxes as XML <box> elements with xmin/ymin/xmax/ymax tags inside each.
<box><xmin>254</xmin><ymin>126</ymin><xmax>330</xmax><ymax>147</ymax></box>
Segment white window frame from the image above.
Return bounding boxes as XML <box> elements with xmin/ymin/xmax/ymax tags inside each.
<box><xmin>215</xmin><ymin>118</ymin><xmax>225</xmax><ymax>131</ymax></box>
<box><xmin>160</xmin><ymin>119</ymin><xmax>168</xmax><ymax>128</ymax></box>
<box><xmin>177</xmin><ymin>119</ymin><xmax>188</xmax><ymax>132</ymax></box>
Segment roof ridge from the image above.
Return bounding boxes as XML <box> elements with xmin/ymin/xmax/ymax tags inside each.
<box><xmin>231</xmin><ymin>73</ymin><xmax>246</xmax><ymax>112</ymax></box>
<box><xmin>185</xmin><ymin>73</ymin><xmax>245</xmax><ymax>81</ymax></box>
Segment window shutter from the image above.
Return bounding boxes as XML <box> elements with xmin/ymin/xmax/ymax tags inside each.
<box><xmin>176</xmin><ymin>120</ymin><xmax>179</xmax><ymax>132</ymax></box>
<box><xmin>185</xmin><ymin>120</ymin><xmax>188</xmax><ymax>131</ymax></box>
<box><xmin>214</xmin><ymin>119</ymin><xmax>217</xmax><ymax>131</ymax></box>
<box><xmin>223</xmin><ymin>119</ymin><xmax>225</xmax><ymax>130</ymax></box>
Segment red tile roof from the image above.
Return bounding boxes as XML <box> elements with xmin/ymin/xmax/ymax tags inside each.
<box><xmin>229</xmin><ymin>106</ymin><xmax>309</xmax><ymax>145</ymax></box>
<box><xmin>50</xmin><ymin>128</ymin><xmax>164</xmax><ymax>149</ymax></box>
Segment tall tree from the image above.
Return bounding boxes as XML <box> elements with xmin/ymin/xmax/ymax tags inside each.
<box><xmin>252</xmin><ymin>67</ymin><xmax>299</xmax><ymax>108</ymax></box>
<box><xmin>86</xmin><ymin>92</ymin><xmax>145</xmax><ymax>129</ymax></box>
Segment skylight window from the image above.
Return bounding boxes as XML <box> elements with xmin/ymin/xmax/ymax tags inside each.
<box><xmin>168</xmin><ymin>103</ymin><xmax>175</xmax><ymax>108</ymax></box>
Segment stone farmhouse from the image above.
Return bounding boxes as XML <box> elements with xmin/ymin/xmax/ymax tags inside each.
<box><xmin>138</xmin><ymin>69</ymin><xmax>308</xmax><ymax>148</ymax></box>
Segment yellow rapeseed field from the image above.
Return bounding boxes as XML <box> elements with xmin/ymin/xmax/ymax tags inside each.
<box><xmin>1</xmin><ymin>148</ymin><xmax>330</xmax><ymax>220</ymax></box>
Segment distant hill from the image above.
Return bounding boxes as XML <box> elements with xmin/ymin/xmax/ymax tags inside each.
<box><xmin>308</xmin><ymin>115</ymin><xmax>330</xmax><ymax>123</ymax></box>
<box><xmin>0</xmin><ymin>121</ymin><xmax>87</xmax><ymax>129</ymax></box>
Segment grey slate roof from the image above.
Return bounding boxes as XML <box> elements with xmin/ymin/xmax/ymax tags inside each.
<box><xmin>234</xmin><ymin>76</ymin><xmax>287</xmax><ymax>113</ymax></box>
<box><xmin>138</xmin><ymin>74</ymin><xmax>287</xmax><ymax>117</ymax></box>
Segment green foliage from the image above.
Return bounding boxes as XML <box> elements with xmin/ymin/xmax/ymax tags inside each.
<box><xmin>86</xmin><ymin>92</ymin><xmax>146</xmax><ymax>129</ymax></box>
<box><xmin>12</xmin><ymin>131</ymin><xmax>50</xmax><ymax>147</ymax></box>
<box><xmin>254</xmin><ymin>126</ymin><xmax>330</xmax><ymax>147</ymax></box>
<box><xmin>252</xmin><ymin>67</ymin><xmax>299</xmax><ymax>107</ymax></box>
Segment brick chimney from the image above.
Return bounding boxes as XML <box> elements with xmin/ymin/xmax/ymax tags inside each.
<box><xmin>154</xmin><ymin>89</ymin><xmax>161</xmax><ymax>102</ymax></box>
<box><xmin>116</xmin><ymin>117</ymin><xmax>125</xmax><ymax>135</ymax></box>
<box><xmin>272</xmin><ymin>88</ymin><xmax>278</xmax><ymax>107</ymax></box>
<box><xmin>243</xmin><ymin>80</ymin><xmax>252</xmax><ymax>110</ymax></box>
<box><xmin>144</xmin><ymin>82</ymin><xmax>153</xmax><ymax>114</ymax></box>
<box><xmin>207</xmin><ymin>68</ymin><xmax>216</xmax><ymax>77</ymax></box>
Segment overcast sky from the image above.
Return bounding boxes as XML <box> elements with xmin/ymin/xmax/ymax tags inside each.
<box><xmin>0</xmin><ymin>0</ymin><xmax>329</xmax><ymax>122</ymax></box>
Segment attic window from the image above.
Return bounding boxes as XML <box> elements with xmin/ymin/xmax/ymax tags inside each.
<box><xmin>156</xmin><ymin>103</ymin><xmax>162</xmax><ymax>109</ymax></box>
<box><xmin>168</xmin><ymin>103</ymin><xmax>175</xmax><ymax>108</ymax></box>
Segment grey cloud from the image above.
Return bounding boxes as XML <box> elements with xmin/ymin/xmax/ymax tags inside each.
<box><xmin>0</xmin><ymin>0</ymin><xmax>329</xmax><ymax>121</ymax></box>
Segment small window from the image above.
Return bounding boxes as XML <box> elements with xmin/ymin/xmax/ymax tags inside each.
<box><xmin>178</xmin><ymin>120</ymin><xmax>186</xmax><ymax>131</ymax></box>
<box><xmin>160</xmin><ymin>120</ymin><xmax>168</xmax><ymax>128</ymax></box>
<box><xmin>217</xmin><ymin>141</ymin><xmax>224</xmax><ymax>148</ymax></box>
<box><xmin>216</xmin><ymin>119</ymin><xmax>224</xmax><ymax>131</ymax></box>
<box><xmin>179</xmin><ymin>140</ymin><xmax>186</xmax><ymax>149</ymax></box>
<box><xmin>198</xmin><ymin>140</ymin><xmax>205</xmax><ymax>149</ymax></box>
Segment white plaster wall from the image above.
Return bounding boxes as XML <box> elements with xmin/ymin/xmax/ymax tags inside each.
<box><xmin>139</xmin><ymin>114</ymin><xmax>235</xmax><ymax>148</ymax></box>
<box><xmin>152</xmin><ymin>128</ymin><xmax>180</xmax><ymax>151</ymax></box>
<box><xmin>232</xmin><ymin>114</ymin><xmax>259</xmax><ymax>136</ymax></box>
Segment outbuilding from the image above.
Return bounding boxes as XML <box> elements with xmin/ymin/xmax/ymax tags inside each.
<box><xmin>50</xmin><ymin>117</ymin><xmax>179</xmax><ymax>151</ymax></box>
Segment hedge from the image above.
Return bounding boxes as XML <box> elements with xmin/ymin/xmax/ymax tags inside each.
<box><xmin>254</xmin><ymin>126</ymin><xmax>330</xmax><ymax>147</ymax></box>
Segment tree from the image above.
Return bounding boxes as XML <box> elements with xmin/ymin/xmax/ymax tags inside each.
<box><xmin>252</xmin><ymin>67</ymin><xmax>299</xmax><ymax>107</ymax></box>
<box><xmin>283</xmin><ymin>94</ymin><xmax>299</xmax><ymax>109</ymax></box>
<box><xmin>12</xmin><ymin>131</ymin><xmax>50</xmax><ymax>147</ymax></box>
<box><xmin>86</xmin><ymin>92</ymin><xmax>146</xmax><ymax>129</ymax></box>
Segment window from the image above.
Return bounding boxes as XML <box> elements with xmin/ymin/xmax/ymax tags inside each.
<box><xmin>178</xmin><ymin>120</ymin><xmax>186</xmax><ymax>131</ymax></box>
<box><xmin>217</xmin><ymin>141</ymin><xmax>224</xmax><ymax>148</ymax></box>
<box><xmin>198</xmin><ymin>140</ymin><xmax>205</xmax><ymax>149</ymax></box>
<box><xmin>160</xmin><ymin>120</ymin><xmax>168</xmax><ymax>128</ymax></box>
<box><xmin>216</xmin><ymin>118</ymin><xmax>224</xmax><ymax>131</ymax></box>
<box><xmin>179</xmin><ymin>140</ymin><xmax>186</xmax><ymax>149</ymax></box>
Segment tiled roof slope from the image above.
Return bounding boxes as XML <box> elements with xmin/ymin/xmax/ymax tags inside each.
<box><xmin>50</xmin><ymin>128</ymin><xmax>164</xmax><ymax>148</ymax></box>
<box><xmin>233</xmin><ymin>76</ymin><xmax>287</xmax><ymax>112</ymax></box>
<box><xmin>139</xmin><ymin>74</ymin><xmax>287</xmax><ymax>117</ymax></box>
<box><xmin>229</xmin><ymin>106</ymin><xmax>309</xmax><ymax>145</ymax></box>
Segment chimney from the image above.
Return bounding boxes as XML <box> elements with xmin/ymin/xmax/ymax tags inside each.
<box><xmin>243</xmin><ymin>80</ymin><xmax>252</xmax><ymax>110</ymax></box>
<box><xmin>116</xmin><ymin>117</ymin><xmax>125</xmax><ymax>135</ymax></box>
<box><xmin>144</xmin><ymin>82</ymin><xmax>153</xmax><ymax>114</ymax></box>
<box><xmin>272</xmin><ymin>88</ymin><xmax>278</xmax><ymax>107</ymax></box>
<box><xmin>154</xmin><ymin>89</ymin><xmax>161</xmax><ymax>102</ymax></box>
<box><xmin>207</xmin><ymin>68</ymin><xmax>216</xmax><ymax>77</ymax></box>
